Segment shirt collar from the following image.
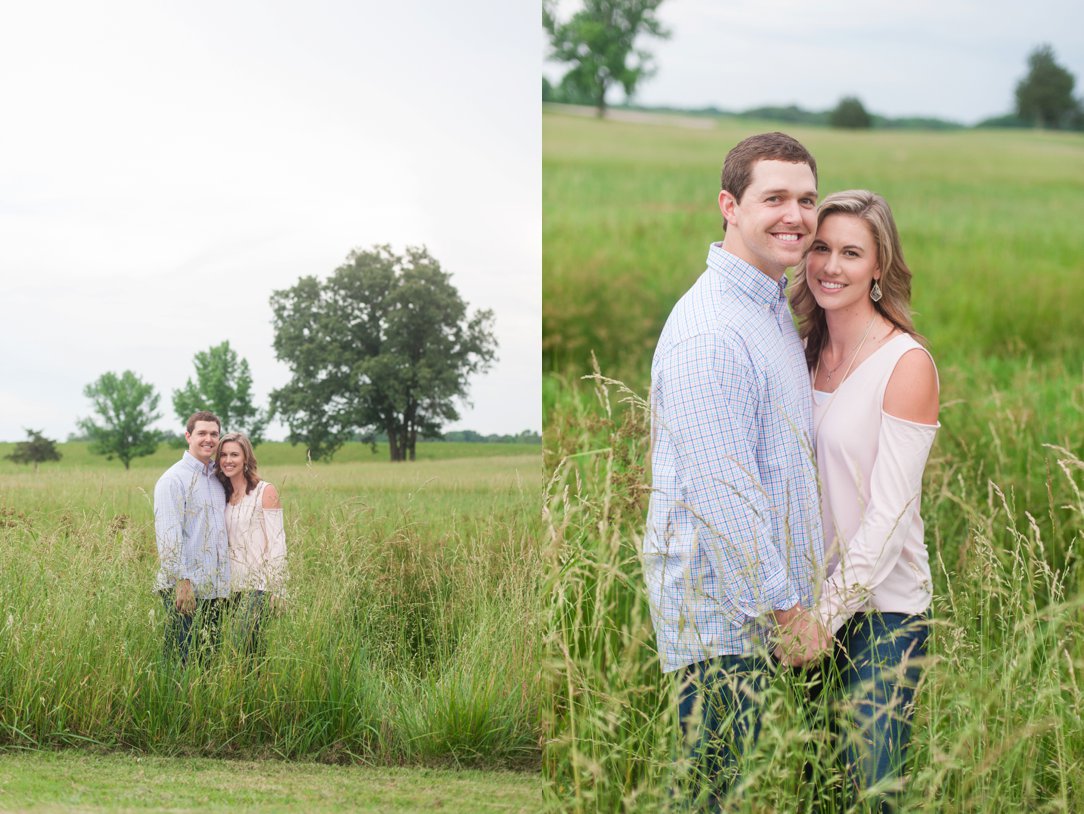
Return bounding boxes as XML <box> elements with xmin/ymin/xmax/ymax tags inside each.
<box><xmin>181</xmin><ymin>450</ymin><xmax>217</xmax><ymax>476</ymax></box>
<box><xmin>706</xmin><ymin>243</ymin><xmax>789</xmax><ymax>311</ymax></box>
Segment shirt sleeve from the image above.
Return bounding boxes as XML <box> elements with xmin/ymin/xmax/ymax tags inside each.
<box><xmin>260</xmin><ymin>508</ymin><xmax>288</xmax><ymax>599</ymax></box>
<box><xmin>816</xmin><ymin>413</ymin><xmax>938</xmax><ymax>634</ymax></box>
<box><xmin>154</xmin><ymin>473</ymin><xmax>189</xmax><ymax>583</ymax></box>
<box><xmin>661</xmin><ymin>332</ymin><xmax>798</xmax><ymax>616</ymax></box>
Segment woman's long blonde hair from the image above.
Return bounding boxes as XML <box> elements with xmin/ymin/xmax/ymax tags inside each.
<box><xmin>791</xmin><ymin>189</ymin><xmax>924</xmax><ymax>370</ymax></box>
<box><xmin>215</xmin><ymin>431</ymin><xmax>260</xmax><ymax>501</ymax></box>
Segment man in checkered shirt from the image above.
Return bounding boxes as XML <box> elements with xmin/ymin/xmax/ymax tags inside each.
<box><xmin>643</xmin><ymin>132</ymin><xmax>827</xmax><ymax>801</ymax></box>
<box><xmin>154</xmin><ymin>410</ymin><xmax>231</xmax><ymax>665</ymax></box>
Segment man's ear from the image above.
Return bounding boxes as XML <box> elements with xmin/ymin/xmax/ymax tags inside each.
<box><xmin>718</xmin><ymin>189</ymin><xmax>738</xmax><ymax>229</ymax></box>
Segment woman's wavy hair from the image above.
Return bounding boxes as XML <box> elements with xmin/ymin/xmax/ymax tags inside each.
<box><xmin>791</xmin><ymin>189</ymin><xmax>924</xmax><ymax>370</ymax></box>
<box><xmin>215</xmin><ymin>432</ymin><xmax>260</xmax><ymax>501</ymax></box>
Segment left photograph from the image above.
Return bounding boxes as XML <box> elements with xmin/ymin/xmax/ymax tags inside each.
<box><xmin>0</xmin><ymin>2</ymin><xmax>541</xmax><ymax>811</ymax></box>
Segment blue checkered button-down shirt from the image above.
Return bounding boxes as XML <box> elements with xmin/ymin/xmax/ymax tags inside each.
<box><xmin>153</xmin><ymin>451</ymin><xmax>230</xmax><ymax>599</ymax></box>
<box><xmin>644</xmin><ymin>244</ymin><xmax>823</xmax><ymax>673</ymax></box>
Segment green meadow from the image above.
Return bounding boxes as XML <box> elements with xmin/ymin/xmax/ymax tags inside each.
<box><xmin>0</xmin><ymin>444</ymin><xmax>542</xmax><ymax>807</ymax></box>
<box><xmin>0</xmin><ymin>439</ymin><xmax>538</xmax><ymax>471</ymax></box>
<box><xmin>543</xmin><ymin>109</ymin><xmax>1084</xmax><ymax>811</ymax></box>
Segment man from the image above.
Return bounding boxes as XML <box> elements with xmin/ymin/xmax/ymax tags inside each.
<box><xmin>154</xmin><ymin>410</ymin><xmax>230</xmax><ymax>666</ymax></box>
<box><xmin>642</xmin><ymin>132</ymin><xmax>828</xmax><ymax>800</ymax></box>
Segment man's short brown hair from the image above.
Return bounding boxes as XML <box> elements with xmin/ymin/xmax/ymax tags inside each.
<box><xmin>721</xmin><ymin>131</ymin><xmax>818</xmax><ymax>204</ymax></box>
<box><xmin>186</xmin><ymin>411</ymin><xmax>222</xmax><ymax>434</ymax></box>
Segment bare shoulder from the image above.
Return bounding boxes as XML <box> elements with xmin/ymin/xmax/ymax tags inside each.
<box><xmin>260</xmin><ymin>482</ymin><xmax>282</xmax><ymax>509</ymax></box>
<box><xmin>883</xmin><ymin>347</ymin><xmax>939</xmax><ymax>425</ymax></box>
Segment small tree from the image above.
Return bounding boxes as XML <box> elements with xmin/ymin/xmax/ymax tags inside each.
<box><xmin>78</xmin><ymin>371</ymin><xmax>162</xmax><ymax>469</ymax></box>
<box><xmin>173</xmin><ymin>341</ymin><xmax>267</xmax><ymax>444</ymax></box>
<box><xmin>543</xmin><ymin>0</ymin><xmax>670</xmax><ymax>117</ymax></box>
<box><xmin>1015</xmin><ymin>44</ymin><xmax>1080</xmax><ymax>129</ymax></box>
<box><xmin>830</xmin><ymin>96</ymin><xmax>872</xmax><ymax>129</ymax></box>
<box><xmin>4</xmin><ymin>428</ymin><xmax>62</xmax><ymax>473</ymax></box>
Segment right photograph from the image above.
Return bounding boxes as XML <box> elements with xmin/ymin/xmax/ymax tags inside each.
<box><xmin>542</xmin><ymin>3</ymin><xmax>1084</xmax><ymax>812</ymax></box>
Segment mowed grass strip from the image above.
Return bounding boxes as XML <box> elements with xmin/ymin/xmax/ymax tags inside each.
<box><xmin>0</xmin><ymin>750</ymin><xmax>540</xmax><ymax>813</ymax></box>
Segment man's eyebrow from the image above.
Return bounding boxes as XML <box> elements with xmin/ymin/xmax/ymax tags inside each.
<box><xmin>761</xmin><ymin>188</ymin><xmax>818</xmax><ymax>197</ymax></box>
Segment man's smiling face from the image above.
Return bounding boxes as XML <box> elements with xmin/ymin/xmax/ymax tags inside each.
<box><xmin>186</xmin><ymin>420</ymin><xmax>221</xmax><ymax>465</ymax></box>
<box><xmin>719</xmin><ymin>159</ymin><xmax>818</xmax><ymax>280</ymax></box>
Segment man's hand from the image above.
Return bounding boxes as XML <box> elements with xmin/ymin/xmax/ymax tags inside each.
<box><xmin>174</xmin><ymin>579</ymin><xmax>196</xmax><ymax>616</ymax></box>
<box><xmin>772</xmin><ymin>604</ymin><xmax>801</xmax><ymax>628</ymax></box>
<box><xmin>774</xmin><ymin>608</ymin><xmax>831</xmax><ymax>667</ymax></box>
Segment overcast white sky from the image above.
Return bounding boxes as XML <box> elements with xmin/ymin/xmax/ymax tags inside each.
<box><xmin>545</xmin><ymin>0</ymin><xmax>1084</xmax><ymax>125</ymax></box>
<box><xmin>0</xmin><ymin>0</ymin><xmax>540</xmax><ymax>442</ymax></box>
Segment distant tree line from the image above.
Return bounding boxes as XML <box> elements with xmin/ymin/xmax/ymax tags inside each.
<box><xmin>8</xmin><ymin>245</ymin><xmax>508</xmax><ymax>472</ymax></box>
<box><xmin>545</xmin><ymin>39</ymin><xmax>1083</xmax><ymax>132</ymax></box>
<box><xmin>391</xmin><ymin>429</ymin><xmax>539</xmax><ymax>444</ymax></box>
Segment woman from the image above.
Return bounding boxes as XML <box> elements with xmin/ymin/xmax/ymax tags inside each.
<box><xmin>215</xmin><ymin>432</ymin><xmax>288</xmax><ymax>657</ymax></box>
<box><xmin>790</xmin><ymin>190</ymin><xmax>939</xmax><ymax>807</ymax></box>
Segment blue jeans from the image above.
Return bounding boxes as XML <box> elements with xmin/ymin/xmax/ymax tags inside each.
<box><xmin>833</xmin><ymin>612</ymin><xmax>928</xmax><ymax>812</ymax></box>
<box><xmin>230</xmin><ymin>590</ymin><xmax>270</xmax><ymax>660</ymax></box>
<box><xmin>160</xmin><ymin>591</ymin><xmax>227</xmax><ymax>667</ymax></box>
<box><xmin>676</xmin><ymin>654</ymin><xmax>771</xmax><ymax>807</ymax></box>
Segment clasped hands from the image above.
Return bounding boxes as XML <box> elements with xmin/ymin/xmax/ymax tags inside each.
<box><xmin>772</xmin><ymin>605</ymin><xmax>832</xmax><ymax>667</ymax></box>
<box><xmin>174</xmin><ymin>579</ymin><xmax>196</xmax><ymax>616</ymax></box>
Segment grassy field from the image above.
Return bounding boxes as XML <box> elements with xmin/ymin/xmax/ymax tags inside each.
<box><xmin>543</xmin><ymin>109</ymin><xmax>1084</xmax><ymax>811</ymax></box>
<box><xmin>543</xmin><ymin>111</ymin><xmax>1084</xmax><ymax>376</ymax></box>
<box><xmin>0</xmin><ymin>440</ymin><xmax>539</xmax><ymax>471</ymax></box>
<box><xmin>0</xmin><ymin>750</ymin><xmax>539</xmax><ymax>813</ymax></box>
<box><xmin>0</xmin><ymin>451</ymin><xmax>542</xmax><ymax>777</ymax></box>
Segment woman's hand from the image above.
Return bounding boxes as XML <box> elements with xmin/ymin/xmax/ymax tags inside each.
<box><xmin>774</xmin><ymin>610</ymin><xmax>831</xmax><ymax>666</ymax></box>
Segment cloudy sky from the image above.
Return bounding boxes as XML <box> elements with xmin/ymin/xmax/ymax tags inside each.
<box><xmin>545</xmin><ymin>0</ymin><xmax>1084</xmax><ymax>125</ymax></box>
<box><xmin>0</xmin><ymin>0</ymin><xmax>539</xmax><ymax>442</ymax></box>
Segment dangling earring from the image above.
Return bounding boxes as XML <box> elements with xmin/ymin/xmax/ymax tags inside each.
<box><xmin>870</xmin><ymin>280</ymin><xmax>883</xmax><ymax>303</ymax></box>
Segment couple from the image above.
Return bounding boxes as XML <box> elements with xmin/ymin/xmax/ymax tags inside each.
<box><xmin>153</xmin><ymin>410</ymin><xmax>288</xmax><ymax>666</ymax></box>
<box><xmin>644</xmin><ymin>132</ymin><xmax>939</xmax><ymax>810</ymax></box>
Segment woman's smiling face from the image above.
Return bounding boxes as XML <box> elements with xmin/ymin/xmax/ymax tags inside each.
<box><xmin>217</xmin><ymin>440</ymin><xmax>245</xmax><ymax>478</ymax></box>
<box><xmin>804</xmin><ymin>213</ymin><xmax>881</xmax><ymax>313</ymax></box>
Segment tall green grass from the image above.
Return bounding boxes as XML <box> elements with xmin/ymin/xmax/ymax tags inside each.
<box><xmin>543</xmin><ymin>111</ymin><xmax>1084</xmax><ymax>811</ymax></box>
<box><xmin>0</xmin><ymin>455</ymin><xmax>541</xmax><ymax>769</ymax></box>
<box><xmin>544</xmin><ymin>373</ymin><xmax>1084</xmax><ymax>812</ymax></box>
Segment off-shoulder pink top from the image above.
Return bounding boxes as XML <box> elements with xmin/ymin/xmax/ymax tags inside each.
<box><xmin>224</xmin><ymin>480</ymin><xmax>288</xmax><ymax>598</ymax></box>
<box><xmin>812</xmin><ymin>333</ymin><xmax>939</xmax><ymax>635</ymax></box>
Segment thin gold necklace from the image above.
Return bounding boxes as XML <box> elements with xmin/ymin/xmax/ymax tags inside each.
<box><xmin>814</xmin><ymin>315</ymin><xmax>877</xmax><ymax>388</ymax></box>
<box><xmin>813</xmin><ymin>315</ymin><xmax>878</xmax><ymax>437</ymax></box>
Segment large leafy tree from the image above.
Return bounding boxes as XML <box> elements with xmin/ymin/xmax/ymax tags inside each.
<box><xmin>543</xmin><ymin>0</ymin><xmax>670</xmax><ymax>117</ymax></box>
<box><xmin>270</xmin><ymin>245</ymin><xmax>497</xmax><ymax>462</ymax></box>
<box><xmin>78</xmin><ymin>371</ymin><xmax>162</xmax><ymax>469</ymax></box>
<box><xmin>172</xmin><ymin>341</ymin><xmax>267</xmax><ymax>444</ymax></box>
<box><xmin>1016</xmin><ymin>44</ymin><xmax>1080</xmax><ymax>129</ymax></box>
<box><xmin>4</xmin><ymin>428</ymin><xmax>62</xmax><ymax>474</ymax></box>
